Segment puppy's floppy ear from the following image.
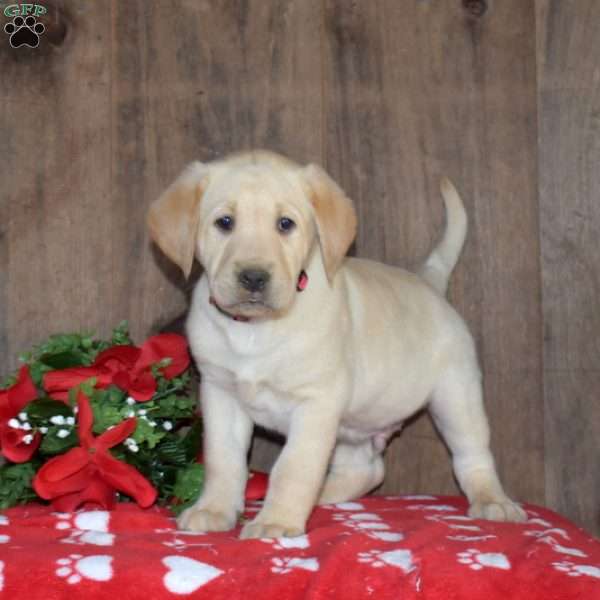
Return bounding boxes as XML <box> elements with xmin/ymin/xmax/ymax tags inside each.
<box><xmin>303</xmin><ymin>164</ymin><xmax>357</xmax><ymax>282</ymax></box>
<box><xmin>147</xmin><ymin>162</ymin><xmax>209</xmax><ymax>278</ymax></box>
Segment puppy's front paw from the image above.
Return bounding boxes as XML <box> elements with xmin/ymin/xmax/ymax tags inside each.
<box><xmin>177</xmin><ymin>507</ymin><xmax>237</xmax><ymax>533</ymax></box>
<box><xmin>468</xmin><ymin>498</ymin><xmax>527</xmax><ymax>523</ymax></box>
<box><xmin>240</xmin><ymin>518</ymin><xmax>304</xmax><ymax>540</ymax></box>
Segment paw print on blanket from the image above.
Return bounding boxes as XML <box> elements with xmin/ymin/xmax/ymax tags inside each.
<box><xmin>0</xmin><ymin>517</ymin><xmax>8</xmax><ymax>546</ymax></box>
<box><xmin>332</xmin><ymin>512</ymin><xmax>404</xmax><ymax>542</ymax></box>
<box><xmin>271</xmin><ymin>556</ymin><xmax>319</xmax><ymax>574</ymax></box>
<box><xmin>162</xmin><ymin>530</ymin><xmax>214</xmax><ymax>552</ymax></box>
<box><xmin>426</xmin><ymin>513</ymin><xmax>497</xmax><ymax>542</ymax></box>
<box><xmin>553</xmin><ymin>560</ymin><xmax>600</xmax><ymax>579</ymax></box>
<box><xmin>55</xmin><ymin>511</ymin><xmax>114</xmax><ymax>546</ymax></box>
<box><xmin>357</xmin><ymin>549</ymin><xmax>416</xmax><ymax>573</ymax></box>
<box><xmin>456</xmin><ymin>548</ymin><xmax>511</xmax><ymax>571</ymax></box>
<box><xmin>261</xmin><ymin>534</ymin><xmax>311</xmax><ymax>549</ymax></box>
<box><xmin>55</xmin><ymin>554</ymin><xmax>113</xmax><ymax>584</ymax></box>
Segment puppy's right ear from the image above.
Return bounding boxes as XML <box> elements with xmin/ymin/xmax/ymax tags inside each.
<box><xmin>147</xmin><ymin>162</ymin><xmax>210</xmax><ymax>278</ymax></box>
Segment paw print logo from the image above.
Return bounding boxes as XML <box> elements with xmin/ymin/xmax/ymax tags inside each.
<box><xmin>4</xmin><ymin>15</ymin><xmax>45</xmax><ymax>48</ymax></box>
<box><xmin>357</xmin><ymin>549</ymin><xmax>415</xmax><ymax>573</ymax></box>
<box><xmin>553</xmin><ymin>560</ymin><xmax>600</xmax><ymax>579</ymax></box>
<box><xmin>270</xmin><ymin>556</ymin><xmax>319</xmax><ymax>574</ymax></box>
<box><xmin>55</xmin><ymin>554</ymin><xmax>113</xmax><ymax>584</ymax></box>
<box><xmin>456</xmin><ymin>548</ymin><xmax>511</xmax><ymax>571</ymax></box>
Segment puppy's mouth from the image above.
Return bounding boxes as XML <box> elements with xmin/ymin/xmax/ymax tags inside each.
<box><xmin>210</xmin><ymin>292</ymin><xmax>276</xmax><ymax>320</ymax></box>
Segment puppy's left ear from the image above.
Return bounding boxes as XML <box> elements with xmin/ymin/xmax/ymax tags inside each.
<box><xmin>147</xmin><ymin>162</ymin><xmax>210</xmax><ymax>278</ymax></box>
<box><xmin>303</xmin><ymin>164</ymin><xmax>357</xmax><ymax>282</ymax></box>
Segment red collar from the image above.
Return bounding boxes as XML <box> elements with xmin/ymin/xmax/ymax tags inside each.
<box><xmin>210</xmin><ymin>270</ymin><xmax>308</xmax><ymax>322</ymax></box>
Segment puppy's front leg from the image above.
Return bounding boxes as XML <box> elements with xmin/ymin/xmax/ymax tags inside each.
<box><xmin>240</xmin><ymin>403</ymin><xmax>339</xmax><ymax>539</ymax></box>
<box><xmin>178</xmin><ymin>380</ymin><xmax>253</xmax><ymax>532</ymax></box>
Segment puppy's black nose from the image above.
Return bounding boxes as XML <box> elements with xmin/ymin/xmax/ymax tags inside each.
<box><xmin>238</xmin><ymin>268</ymin><xmax>270</xmax><ymax>292</ymax></box>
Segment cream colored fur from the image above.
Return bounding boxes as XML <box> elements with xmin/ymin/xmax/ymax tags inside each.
<box><xmin>148</xmin><ymin>151</ymin><xmax>525</xmax><ymax>539</ymax></box>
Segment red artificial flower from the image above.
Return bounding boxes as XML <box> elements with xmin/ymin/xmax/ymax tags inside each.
<box><xmin>33</xmin><ymin>390</ymin><xmax>157</xmax><ymax>512</ymax></box>
<box><xmin>43</xmin><ymin>333</ymin><xmax>190</xmax><ymax>402</ymax></box>
<box><xmin>0</xmin><ymin>366</ymin><xmax>41</xmax><ymax>462</ymax></box>
<box><xmin>245</xmin><ymin>471</ymin><xmax>269</xmax><ymax>501</ymax></box>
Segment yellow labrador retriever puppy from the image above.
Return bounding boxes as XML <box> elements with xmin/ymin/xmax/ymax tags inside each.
<box><xmin>148</xmin><ymin>150</ymin><xmax>525</xmax><ymax>539</ymax></box>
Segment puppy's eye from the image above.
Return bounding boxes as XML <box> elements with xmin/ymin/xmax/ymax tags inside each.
<box><xmin>277</xmin><ymin>217</ymin><xmax>296</xmax><ymax>233</ymax></box>
<box><xmin>215</xmin><ymin>216</ymin><xmax>235</xmax><ymax>232</ymax></box>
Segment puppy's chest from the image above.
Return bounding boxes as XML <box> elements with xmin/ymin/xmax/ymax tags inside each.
<box><xmin>201</xmin><ymin>362</ymin><xmax>300</xmax><ymax>435</ymax></box>
<box><xmin>236</xmin><ymin>379</ymin><xmax>297</xmax><ymax>433</ymax></box>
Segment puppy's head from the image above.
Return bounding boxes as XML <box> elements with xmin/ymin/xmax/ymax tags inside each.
<box><xmin>148</xmin><ymin>151</ymin><xmax>356</xmax><ymax>319</ymax></box>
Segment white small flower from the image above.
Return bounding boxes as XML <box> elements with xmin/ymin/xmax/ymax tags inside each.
<box><xmin>50</xmin><ymin>415</ymin><xmax>66</xmax><ymax>425</ymax></box>
<box><xmin>18</xmin><ymin>412</ymin><xmax>27</xmax><ymax>421</ymax></box>
<box><xmin>39</xmin><ymin>427</ymin><xmax>48</xmax><ymax>434</ymax></box>
<box><xmin>22</xmin><ymin>434</ymin><xmax>33</xmax><ymax>445</ymax></box>
<box><xmin>66</xmin><ymin>417</ymin><xmax>75</xmax><ymax>426</ymax></box>
<box><xmin>57</xmin><ymin>429</ymin><xmax>70</xmax><ymax>439</ymax></box>
<box><xmin>162</xmin><ymin>421</ymin><xmax>173</xmax><ymax>431</ymax></box>
<box><xmin>149</xmin><ymin>421</ymin><xmax>157</xmax><ymax>427</ymax></box>
<box><xmin>21</xmin><ymin>422</ymin><xmax>32</xmax><ymax>431</ymax></box>
<box><xmin>127</xmin><ymin>411</ymin><xmax>135</xmax><ymax>418</ymax></box>
<box><xmin>138</xmin><ymin>409</ymin><xmax>147</xmax><ymax>416</ymax></box>
<box><xmin>7</xmin><ymin>418</ymin><xmax>21</xmax><ymax>429</ymax></box>
<box><xmin>126</xmin><ymin>397</ymin><xmax>136</xmax><ymax>406</ymax></box>
<box><xmin>124</xmin><ymin>438</ymin><xmax>139</xmax><ymax>453</ymax></box>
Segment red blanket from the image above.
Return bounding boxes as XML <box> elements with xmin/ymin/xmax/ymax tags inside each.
<box><xmin>1</xmin><ymin>495</ymin><xmax>598</xmax><ymax>599</ymax></box>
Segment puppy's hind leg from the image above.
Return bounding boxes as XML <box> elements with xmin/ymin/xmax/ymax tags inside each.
<box><xmin>429</xmin><ymin>368</ymin><xmax>526</xmax><ymax>522</ymax></box>
<box><xmin>317</xmin><ymin>441</ymin><xmax>385</xmax><ymax>505</ymax></box>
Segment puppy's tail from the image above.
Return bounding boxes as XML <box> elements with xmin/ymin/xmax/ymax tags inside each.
<box><xmin>418</xmin><ymin>178</ymin><xmax>467</xmax><ymax>296</ymax></box>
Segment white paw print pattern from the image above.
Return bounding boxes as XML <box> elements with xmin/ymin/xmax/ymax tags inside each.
<box><xmin>271</xmin><ymin>556</ymin><xmax>319</xmax><ymax>574</ymax></box>
<box><xmin>0</xmin><ymin>534</ymin><xmax>10</xmax><ymax>544</ymax></box>
<box><xmin>55</xmin><ymin>511</ymin><xmax>114</xmax><ymax>546</ymax></box>
<box><xmin>357</xmin><ymin>549</ymin><xmax>415</xmax><ymax>574</ymax></box>
<box><xmin>261</xmin><ymin>534</ymin><xmax>311</xmax><ymax>549</ymax></box>
<box><xmin>425</xmin><ymin>513</ymin><xmax>497</xmax><ymax>543</ymax></box>
<box><xmin>0</xmin><ymin>560</ymin><xmax>4</xmax><ymax>592</ymax></box>
<box><xmin>162</xmin><ymin>530</ymin><xmax>214</xmax><ymax>551</ymax></box>
<box><xmin>0</xmin><ymin>516</ymin><xmax>8</xmax><ymax>526</ymax></box>
<box><xmin>333</xmin><ymin>512</ymin><xmax>389</xmax><ymax>531</ymax></box>
<box><xmin>332</xmin><ymin>512</ymin><xmax>405</xmax><ymax>541</ymax></box>
<box><xmin>55</xmin><ymin>554</ymin><xmax>113</xmax><ymax>584</ymax></box>
<box><xmin>407</xmin><ymin>504</ymin><xmax>458</xmax><ymax>512</ymax></box>
<box><xmin>456</xmin><ymin>549</ymin><xmax>511</xmax><ymax>571</ymax></box>
<box><xmin>321</xmin><ymin>501</ymin><xmax>365</xmax><ymax>511</ymax></box>
<box><xmin>553</xmin><ymin>560</ymin><xmax>600</xmax><ymax>579</ymax></box>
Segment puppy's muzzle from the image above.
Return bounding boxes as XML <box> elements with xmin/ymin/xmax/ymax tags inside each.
<box><xmin>238</xmin><ymin>268</ymin><xmax>271</xmax><ymax>293</ymax></box>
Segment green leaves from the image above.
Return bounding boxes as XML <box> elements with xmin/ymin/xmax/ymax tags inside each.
<box><xmin>0</xmin><ymin>463</ymin><xmax>39</xmax><ymax>509</ymax></box>
<box><xmin>171</xmin><ymin>463</ymin><xmax>204</xmax><ymax>515</ymax></box>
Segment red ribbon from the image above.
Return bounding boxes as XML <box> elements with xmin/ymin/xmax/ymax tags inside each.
<box><xmin>0</xmin><ymin>366</ymin><xmax>40</xmax><ymax>462</ymax></box>
<box><xmin>33</xmin><ymin>391</ymin><xmax>157</xmax><ymax>512</ymax></box>
<box><xmin>43</xmin><ymin>333</ymin><xmax>190</xmax><ymax>402</ymax></box>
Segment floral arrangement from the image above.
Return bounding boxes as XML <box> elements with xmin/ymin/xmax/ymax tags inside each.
<box><xmin>0</xmin><ymin>323</ymin><xmax>204</xmax><ymax>514</ymax></box>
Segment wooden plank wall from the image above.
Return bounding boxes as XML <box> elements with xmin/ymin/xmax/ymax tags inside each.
<box><xmin>0</xmin><ymin>1</ymin><xmax>597</xmax><ymax>536</ymax></box>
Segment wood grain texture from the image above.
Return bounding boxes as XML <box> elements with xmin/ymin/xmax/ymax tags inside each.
<box><xmin>322</xmin><ymin>0</ymin><xmax>545</xmax><ymax>507</ymax></box>
<box><xmin>536</xmin><ymin>0</ymin><xmax>600</xmax><ymax>535</ymax></box>
<box><xmin>0</xmin><ymin>1</ymin><xmax>112</xmax><ymax>372</ymax></box>
<box><xmin>0</xmin><ymin>0</ymin><xmax>597</xmax><ymax>537</ymax></box>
